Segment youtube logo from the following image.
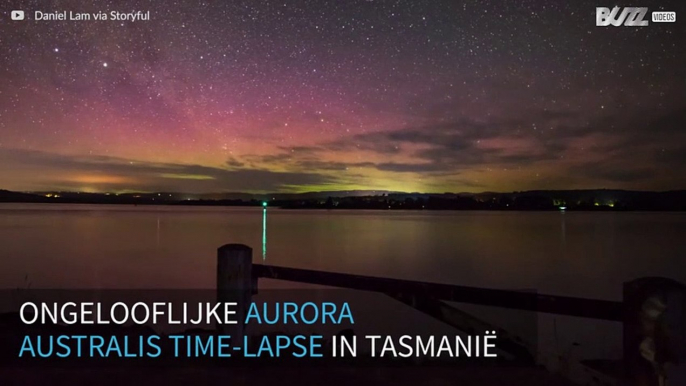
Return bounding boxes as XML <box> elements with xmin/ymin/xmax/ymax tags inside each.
<box><xmin>11</xmin><ymin>10</ymin><xmax>25</xmax><ymax>20</ymax></box>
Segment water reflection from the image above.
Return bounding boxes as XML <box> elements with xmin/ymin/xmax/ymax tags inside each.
<box><xmin>262</xmin><ymin>207</ymin><xmax>267</xmax><ymax>261</ymax></box>
<box><xmin>560</xmin><ymin>212</ymin><xmax>566</xmax><ymax>246</ymax></box>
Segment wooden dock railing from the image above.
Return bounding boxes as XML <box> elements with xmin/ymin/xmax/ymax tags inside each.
<box><xmin>217</xmin><ymin>243</ymin><xmax>686</xmax><ymax>386</ymax></box>
<box><xmin>251</xmin><ymin>263</ymin><xmax>623</xmax><ymax>321</ymax></box>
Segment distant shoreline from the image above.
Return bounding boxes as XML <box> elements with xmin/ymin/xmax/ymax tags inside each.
<box><xmin>1</xmin><ymin>189</ymin><xmax>685</xmax><ymax>211</ymax></box>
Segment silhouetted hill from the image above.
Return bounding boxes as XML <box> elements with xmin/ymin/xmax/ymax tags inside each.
<box><xmin>0</xmin><ymin>189</ymin><xmax>685</xmax><ymax>211</ymax></box>
<box><xmin>0</xmin><ymin>190</ymin><xmax>46</xmax><ymax>202</ymax></box>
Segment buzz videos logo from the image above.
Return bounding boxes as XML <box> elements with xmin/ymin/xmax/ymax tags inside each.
<box><xmin>596</xmin><ymin>7</ymin><xmax>676</xmax><ymax>26</ymax></box>
<box><xmin>596</xmin><ymin>7</ymin><xmax>648</xmax><ymax>26</ymax></box>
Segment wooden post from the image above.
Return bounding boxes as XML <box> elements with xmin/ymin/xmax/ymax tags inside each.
<box><xmin>623</xmin><ymin>277</ymin><xmax>686</xmax><ymax>386</ymax></box>
<box><xmin>217</xmin><ymin>244</ymin><xmax>253</xmax><ymax>347</ymax></box>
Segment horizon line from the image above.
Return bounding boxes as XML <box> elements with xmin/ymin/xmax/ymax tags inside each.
<box><xmin>3</xmin><ymin>187</ymin><xmax>686</xmax><ymax>196</ymax></box>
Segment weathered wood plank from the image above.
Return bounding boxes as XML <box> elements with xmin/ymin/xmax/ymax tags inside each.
<box><xmin>252</xmin><ymin>264</ymin><xmax>623</xmax><ymax>321</ymax></box>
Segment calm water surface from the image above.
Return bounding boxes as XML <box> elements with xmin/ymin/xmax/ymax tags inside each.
<box><xmin>0</xmin><ymin>203</ymin><xmax>684</xmax><ymax>299</ymax></box>
<box><xmin>1</xmin><ymin>203</ymin><xmax>685</xmax><ymax>362</ymax></box>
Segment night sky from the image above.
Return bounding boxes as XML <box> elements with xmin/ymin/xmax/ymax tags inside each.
<box><xmin>0</xmin><ymin>0</ymin><xmax>684</xmax><ymax>193</ymax></box>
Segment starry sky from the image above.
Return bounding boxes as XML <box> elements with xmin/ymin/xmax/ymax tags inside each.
<box><xmin>0</xmin><ymin>0</ymin><xmax>684</xmax><ymax>194</ymax></box>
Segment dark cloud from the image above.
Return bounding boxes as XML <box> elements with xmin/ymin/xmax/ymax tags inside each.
<box><xmin>225</xmin><ymin>156</ymin><xmax>245</xmax><ymax>168</ymax></box>
<box><xmin>569</xmin><ymin>164</ymin><xmax>655</xmax><ymax>183</ymax></box>
<box><xmin>655</xmin><ymin>148</ymin><xmax>686</xmax><ymax>166</ymax></box>
<box><xmin>595</xmin><ymin>169</ymin><xmax>655</xmax><ymax>183</ymax></box>
<box><xmin>245</xmin><ymin>105</ymin><xmax>686</xmax><ymax>187</ymax></box>
<box><xmin>0</xmin><ymin>148</ymin><xmax>338</xmax><ymax>193</ymax></box>
<box><xmin>316</xmin><ymin>118</ymin><xmax>569</xmax><ymax>173</ymax></box>
<box><xmin>375</xmin><ymin>162</ymin><xmax>450</xmax><ymax>173</ymax></box>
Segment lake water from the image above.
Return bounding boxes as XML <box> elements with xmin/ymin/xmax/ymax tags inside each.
<box><xmin>1</xmin><ymin>203</ymin><xmax>685</xmax><ymax>365</ymax></box>
<box><xmin>1</xmin><ymin>203</ymin><xmax>684</xmax><ymax>297</ymax></box>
